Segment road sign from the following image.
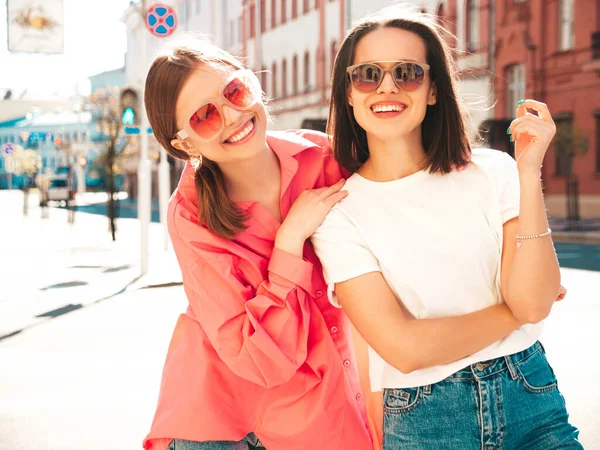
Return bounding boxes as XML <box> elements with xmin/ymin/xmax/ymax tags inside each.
<box><xmin>124</xmin><ymin>126</ymin><xmax>153</xmax><ymax>135</ymax></box>
<box><xmin>2</xmin><ymin>143</ymin><xmax>15</xmax><ymax>157</ymax></box>
<box><xmin>146</xmin><ymin>4</ymin><xmax>177</xmax><ymax>38</ymax></box>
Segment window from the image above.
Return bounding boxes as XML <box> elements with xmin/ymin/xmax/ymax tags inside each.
<box><xmin>230</xmin><ymin>19</ymin><xmax>236</xmax><ymax>44</ymax></box>
<box><xmin>281</xmin><ymin>0</ymin><xmax>287</xmax><ymax>24</ymax></box>
<box><xmin>271</xmin><ymin>0</ymin><xmax>277</xmax><ymax>28</ymax></box>
<box><xmin>261</xmin><ymin>66</ymin><xmax>267</xmax><ymax>95</ymax></box>
<box><xmin>260</xmin><ymin>0</ymin><xmax>266</xmax><ymax>32</ymax></box>
<box><xmin>282</xmin><ymin>58</ymin><xmax>288</xmax><ymax>96</ymax></box>
<box><xmin>506</xmin><ymin>64</ymin><xmax>525</xmax><ymax>116</ymax></box>
<box><xmin>292</xmin><ymin>54</ymin><xmax>299</xmax><ymax>94</ymax></box>
<box><xmin>466</xmin><ymin>0</ymin><xmax>479</xmax><ymax>51</ymax></box>
<box><xmin>596</xmin><ymin>113</ymin><xmax>600</xmax><ymax>173</ymax></box>
<box><xmin>272</xmin><ymin>62</ymin><xmax>278</xmax><ymax>97</ymax></box>
<box><xmin>250</xmin><ymin>4</ymin><xmax>256</xmax><ymax>38</ymax></box>
<box><xmin>303</xmin><ymin>0</ymin><xmax>309</xmax><ymax>14</ymax></box>
<box><xmin>330</xmin><ymin>40</ymin><xmax>338</xmax><ymax>77</ymax></box>
<box><xmin>436</xmin><ymin>3</ymin><xmax>444</xmax><ymax>25</ymax></box>
<box><xmin>555</xmin><ymin>115</ymin><xmax>574</xmax><ymax>176</ymax></box>
<box><xmin>304</xmin><ymin>51</ymin><xmax>310</xmax><ymax>90</ymax></box>
<box><xmin>558</xmin><ymin>0</ymin><xmax>574</xmax><ymax>51</ymax></box>
<box><xmin>292</xmin><ymin>0</ymin><xmax>297</xmax><ymax>19</ymax></box>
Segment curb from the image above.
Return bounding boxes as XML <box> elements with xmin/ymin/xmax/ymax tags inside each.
<box><xmin>553</xmin><ymin>232</ymin><xmax>600</xmax><ymax>245</ymax></box>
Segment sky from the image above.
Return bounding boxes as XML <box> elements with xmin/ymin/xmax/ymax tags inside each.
<box><xmin>0</xmin><ymin>0</ymin><xmax>131</xmax><ymax>98</ymax></box>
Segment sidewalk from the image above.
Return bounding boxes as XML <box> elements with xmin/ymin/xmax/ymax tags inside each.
<box><xmin>0</xmin><ymin>190</ymin><xmax>182</xmax><ymax>340</ymax></box>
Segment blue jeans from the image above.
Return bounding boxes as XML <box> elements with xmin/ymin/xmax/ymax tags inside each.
<box><xmin>383</xmin><ymin>342</ymin><xmax>583</xmax><ymax>450</ymax></box>
<box><xmin>167</xmin><ymin>433</ymin><xmax>264</xmax><ymax>450</ymax></box>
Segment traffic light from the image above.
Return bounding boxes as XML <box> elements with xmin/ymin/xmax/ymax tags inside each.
<box><xmin>120</xmin><ymin>87</ymin><xmax>140</xmax><ymax>126</ymax></box>
<box><xmin>122</xmin><ymin>107</ymin><xmax>135</xmax><ymax>125</ymax></box>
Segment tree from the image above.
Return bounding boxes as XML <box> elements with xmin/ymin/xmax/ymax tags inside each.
<box><xmin>89</xmin><ymin>87</ymin><xmax>127</xmax><ymax>241</ymax></box>
<box><xmin>553</xmin><ymin>120</ymin><xmax>589</xmax><ymax>230</ymax></box>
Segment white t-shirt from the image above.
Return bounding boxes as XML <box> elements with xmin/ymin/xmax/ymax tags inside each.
<box><xmin>311</xmin><ymin>148</ymin><xmax>542</xmax><ymax>391</ymax></box>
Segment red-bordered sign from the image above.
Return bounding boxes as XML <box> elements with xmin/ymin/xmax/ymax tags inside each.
<box><xmin>146</xmin><ymin>4</ymin><xmax>178</xmax><ymax>38</ymax></box>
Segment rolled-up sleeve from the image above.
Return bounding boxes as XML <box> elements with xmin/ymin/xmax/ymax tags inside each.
<box><xmin>170</xmin><ymin>199</ymin><xmax>314</xmax><ymax>388</ymax></box>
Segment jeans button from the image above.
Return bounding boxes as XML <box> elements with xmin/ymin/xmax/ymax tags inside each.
<box><xmin>475</xmin><ymin>362</ymin><xmax>484</xmax><ymax>371</ymax></box>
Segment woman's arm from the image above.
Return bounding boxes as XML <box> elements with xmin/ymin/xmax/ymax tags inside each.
<box><xmin>335</xmin><ymin>272</ymin><xmax>522</xmax><ymax>374</ymax></box>
<box><xmin>503</xmin><ymin>100</ymin><xmax>561</xmax><ymax>323</ymax></box>
<box><xmin>170</xmin><ymin>180</ymin><xmax>347</xmax><ymax>387</ymax></box>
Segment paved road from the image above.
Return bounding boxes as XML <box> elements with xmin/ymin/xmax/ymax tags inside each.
<box><xmin>555</xmin><ymin>242</ymin><xmax>600</xmax><ymax>272</ymax></box>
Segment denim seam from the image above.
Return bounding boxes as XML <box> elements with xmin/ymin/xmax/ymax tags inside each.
<box><xmin>383</xmin><ymin>387</ymin><xmax>424</xmax><ymax>415</ymax></box>
<box><xmin>515</xmin><ymin>349</ymin><xmax>559</xmax><ymax>394</ymax></box>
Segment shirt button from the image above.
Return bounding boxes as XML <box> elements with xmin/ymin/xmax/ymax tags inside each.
<box><xmin>315</xmin><ymin>290</ymin><xmax>324</xmax><ymax>297</ymax></box>
<box><xmin>330</xmin><ymin>326</ymin><xmax>338</xmax><ymax>333</ymax></box>
<box><xmin>343</xmin><ymin>360</ymin><xmax>351</xmax><ymax>367</ymax></box>
<box><xmin>356</xmin><ymin>393</ymin><xmax>362</xmax><ymax>401</ymax></box>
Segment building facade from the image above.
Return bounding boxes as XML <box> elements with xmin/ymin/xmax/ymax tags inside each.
<box><xmin>491</xmin><ymin>0</ymin><xmax>600</xmax><ymax>218</ymax></box>
<box><xmin>122</xmin><ymin>0</ymin><xmax>598</xmax><ymax>217</ymax></box>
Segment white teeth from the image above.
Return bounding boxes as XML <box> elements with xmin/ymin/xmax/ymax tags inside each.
<box><xmin>227</xmin><ymin>119</ymin><xmax>254</xmax><ymax>143</ymax></box>
<box><xmin>372</xmin><ymin>104</ymin><xmax>404</xmax><ymax>113</ymax></box>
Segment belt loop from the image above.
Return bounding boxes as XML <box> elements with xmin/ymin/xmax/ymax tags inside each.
<box><xmin>504</xmin><ymin>355</ymin><xmax>518</xmax><ymax>380</ymax></box>
<box><xmin>423</xmin><ymin>384</ymin><xmax>431</xmax><ymax>395</ymax></box>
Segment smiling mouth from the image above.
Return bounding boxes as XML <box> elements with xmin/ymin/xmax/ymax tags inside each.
<box><xmin>370</xmin><ymin>104</ymin><xmax>407</xmax><ymax>113</ymax></box>
<box><xmin>224</xmin><ymin>118</ymin><xmax>256</xmax><ymax>144</ymax></box>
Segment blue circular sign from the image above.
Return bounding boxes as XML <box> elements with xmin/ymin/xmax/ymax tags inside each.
<box><xmin>146</xmin><ymin>4</ymin><xmax>177</xmax><ymax>38</ymax></box>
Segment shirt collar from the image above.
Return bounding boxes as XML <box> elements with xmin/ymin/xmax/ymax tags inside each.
<box><xmin>176</xmin><ymin>130</ymin><xmax>323</xmax><ymax>207</ymax></box>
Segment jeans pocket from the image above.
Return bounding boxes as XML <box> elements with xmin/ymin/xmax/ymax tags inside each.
<box><xmin>516</xmin><ymin>348</ymin><xmax>558</xmax><ymax>394</ymax></box>
<box><xmin>383</xmin><ymin>387</ymin><xmax>424</xmax><ymax>415</ymax></box>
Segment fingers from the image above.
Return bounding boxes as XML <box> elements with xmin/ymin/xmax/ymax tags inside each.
<box><xmin>317</xmin><ymin>179</ymin><xmax>346</xmax><ymax>200</ymax></box>
<box><xmin>508</xmin><ymin>115</ymin><xmax>555</xmax><ymax>142</ymax></box>
<box><xmin>322</xmin><ymin>190</ymin><xmax>349</xmax><ymax>208</ymax></box>
<box><xmin>556</xmin><ymin>285</ymin><xmax>567</xmax><ymax>301</ymax></box>
<box><xmin>516</xmin><ymin>99</ymin><xmax>554</xmax><ymax>124</ymax></box>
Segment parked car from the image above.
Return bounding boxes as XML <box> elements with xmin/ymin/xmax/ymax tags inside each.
<box><xmin>47</xmin><ymin>175</ymin><xmax>73</xmax><ymax>203</ymax></box>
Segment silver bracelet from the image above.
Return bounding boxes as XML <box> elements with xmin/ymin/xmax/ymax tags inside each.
<box><xmin>516</xmin><ymin>228</ymin><xmax>552</xmax><ymax>247</ymax></box>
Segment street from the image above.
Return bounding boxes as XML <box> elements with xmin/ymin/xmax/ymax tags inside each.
<box><xmin>0</xmin><ymin>191</ymin><xmax>599</xmax><ymax>450</ymax></box>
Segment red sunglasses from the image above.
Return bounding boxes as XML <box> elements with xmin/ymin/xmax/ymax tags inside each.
<box><xmin>176</xmin><ymin>69</ymin><xmax>262</xmax><ymax>142</ymax></box>
<box><xmin>346</xmin><ymin>61</ymin><xmax>430</xmax><ymax>93</ymax></box>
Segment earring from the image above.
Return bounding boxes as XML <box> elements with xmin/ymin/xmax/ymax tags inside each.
<box><xmin>190</xmin><ymin>154</ymin><xmax>203</xmax><ymax>172</ymax></box>
<box><xmin>428</xmin><ymin>98</ymin><xmax>436</xmax><ymax>105</ymax></box>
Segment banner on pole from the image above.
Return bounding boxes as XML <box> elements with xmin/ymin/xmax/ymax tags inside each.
<box><xmin>7</xmin><ymin>0</ymin><xmax>65</xmax><ymax>54</ymax></box>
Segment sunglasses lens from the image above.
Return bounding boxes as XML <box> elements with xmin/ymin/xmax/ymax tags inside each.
<box><xmin>189</xmin><ymin>103</ymin><xmax>222</xmax><ymax>139</ymax></box>
<box><xmin>351</xmin><ymin>64</ymin><xmax>382</xmax><ymax>92</ymax></box>
<box><xmin>394</xmin><ymin>63</ymin><xmax>425</xmax><ymax>91</ymax></box>
<box><xmin>224</xmin><ymin>73</ymin><xmax>260</xmax><ymax>108</ymax></box>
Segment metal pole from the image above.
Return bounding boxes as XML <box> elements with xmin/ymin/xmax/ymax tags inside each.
<box><xmin>158</xmin><ymin>147</ymin><xmax>170</xmax><ymax>250</ymax></box>
<box><xmin>138</xmin><ymin>0</ymin><xmax>151</xmax><ymax>275</ymax></box>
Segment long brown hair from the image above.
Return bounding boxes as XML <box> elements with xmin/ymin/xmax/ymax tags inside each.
<box><xmin>145</xmin><ymin>39</ymin><xmax>249</xmax><ymax>239</ymax></box>
<box><xmin>327</xmin><ymin>6</ymin><xmax>471</xmax><ymax>174</ymax></box>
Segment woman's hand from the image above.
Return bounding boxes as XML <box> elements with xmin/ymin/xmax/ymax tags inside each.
<box><xmin>275</xmin><ymin>179</ymin><xmax>348</xmax><ymax>257</ymax></box>
<box><xmin>508</xmin><ymin>99</ymin><xmax>556</xmax><ymax>176</ymax></box>
<box><xmin>556</xmin><ymin>285</ymin><xmax>567</xmax><ymax>302</ymax></box>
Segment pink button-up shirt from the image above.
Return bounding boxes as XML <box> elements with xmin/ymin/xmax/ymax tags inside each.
<box><xmin>143</xmin><ymin>130</ymin><xmax>373</xmax><ymax>450</ymax></box>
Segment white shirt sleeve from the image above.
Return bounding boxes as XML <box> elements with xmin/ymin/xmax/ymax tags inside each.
<box><xmin>495</xmin><ymin>151</ymin><xmax>521</xmax><ymax>224</ymax></box>
<box><xmin>311</xmin><ymin>207</ymin><xmax>381</xmax><ymax>307</ymax></box>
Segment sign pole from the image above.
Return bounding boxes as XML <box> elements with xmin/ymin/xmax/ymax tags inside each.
<box><xmin>144</xmin><ymin>2</ymin><xmax>177</xmax><ymax>254</ymax></box>
<box><xmin>138</xmin><ymin>0</ymin><xmax>152</xmax><ymax>276</ymax></box>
